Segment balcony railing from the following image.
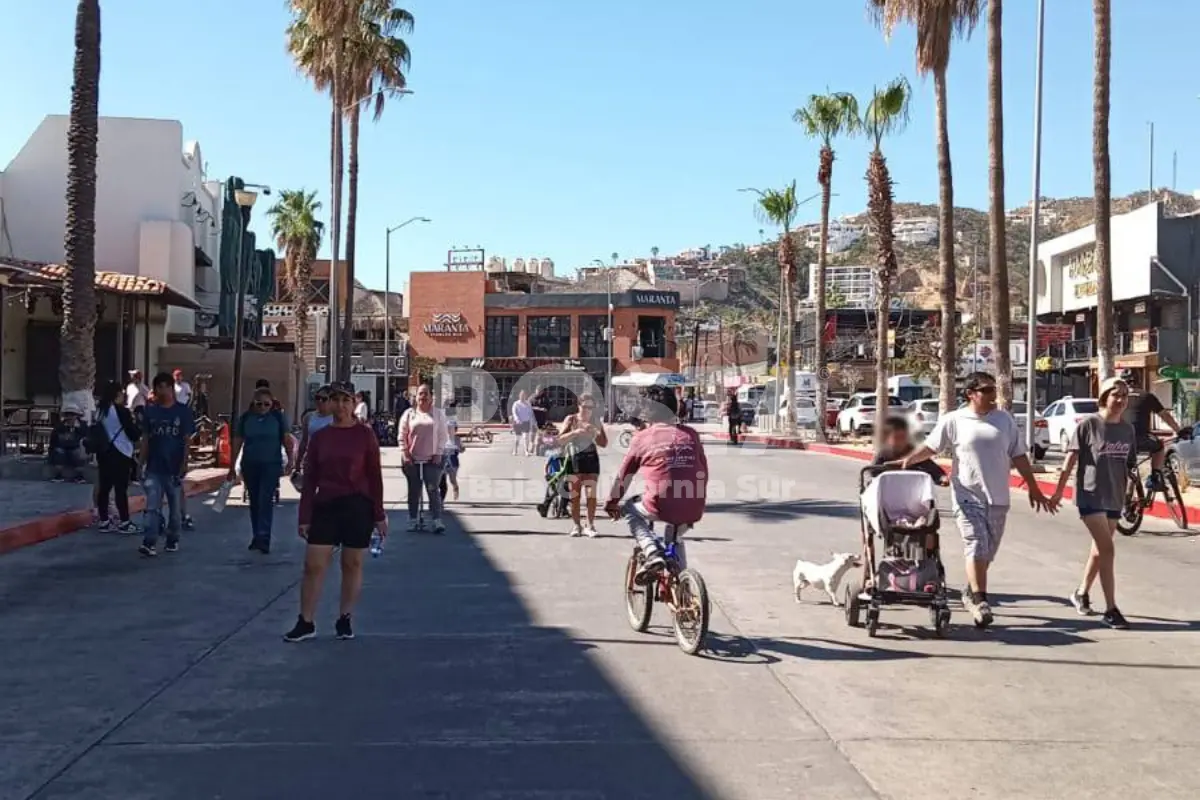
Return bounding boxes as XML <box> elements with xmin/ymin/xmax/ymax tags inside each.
<box><xmin>1040</xmin><ymin>328</ymin><xmax>1187</xmax><ymax>364</ymax></box>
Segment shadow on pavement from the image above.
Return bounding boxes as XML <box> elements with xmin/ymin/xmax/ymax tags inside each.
<box><xmin>13</xmin><ymin>507</ymin><xmax>718</xmax><ymax>799</ymax></box>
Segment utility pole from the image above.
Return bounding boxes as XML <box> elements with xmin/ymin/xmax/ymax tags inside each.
<box><xmin>1025</xmin><ymin>0</ymin><xmax>1046</xmax><ymax>453</ymax></box>
<box><xmin>1148</xmin><ymin>121</ymin><xmax>1155</xmax><ymax>205</ymax></box>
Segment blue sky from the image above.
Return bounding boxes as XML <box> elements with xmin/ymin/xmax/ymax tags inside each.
<box><xmin>2</xmin><ymin>1</ymin><xmax>1198</xmax><ymax>292</ymax></box>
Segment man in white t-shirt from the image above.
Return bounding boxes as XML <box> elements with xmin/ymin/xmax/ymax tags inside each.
<box><xmin>894</xmin><ymin>372</ymin><xmax>1056</xmax><ymax>628</ymax></box>
<box><xmin>125</xmin><ymin>370</ymin><xmax>149</xmax><ymax>413</ymax></box>
<box><xmin>172</xmin><ymin>369</ymin><xmax>192</xmax><ymax>407</ymax></box>
<box><xmin>510</xmin><ymin>390</ymin><xmax>535</xmax><ymax>456</ymax></box>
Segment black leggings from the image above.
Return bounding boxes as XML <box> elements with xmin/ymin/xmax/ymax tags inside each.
<box><xmin>97</xmin><ymin>449</ymin><xmax>133</xmax><ymax>522</ymax></box>
<box><xmin>727</xmin><ymin>415</ymin><xmax>740</xmax><ymax>444</ymax></box>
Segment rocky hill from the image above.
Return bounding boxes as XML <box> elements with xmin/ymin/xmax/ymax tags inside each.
<box><xmin>723</xmin><ymin>189</ymin><xmax>1200</xmax><ymax>317</ymax></box>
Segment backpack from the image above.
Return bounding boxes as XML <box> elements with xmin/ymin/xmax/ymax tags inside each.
<box><xmin>86</xmin><ymin>407</ymin><xmax>123</xmax><ymax>455</ymax></box>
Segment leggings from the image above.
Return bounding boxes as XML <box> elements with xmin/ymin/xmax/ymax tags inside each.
<box><xmin>727</xmin><ymin>415</ymin><xmax>740</xmax><ymax>444</ymax></box>
<box><xmin>97</xmin><ymin>448</ymin><xmax>133</xmax><ymax>522</ymax></box>
<box><xmin>403</xmin><ymin>461</ymin><xmax>444</xmax><ymax>520</ymax></box>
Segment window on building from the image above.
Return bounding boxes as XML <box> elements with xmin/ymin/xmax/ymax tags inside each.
<box><xmin>526</xmin><ymin>315</ymin><xmax>571</xmax><ymax>358</ymax></box>
<box><xmin>578</xmin><ymin>315</ymin><xmax>608</xmax><ymax>359</ymax></box>
<box><xmin>636</xmin><ymin>315</ymin><xmax>668</xmax><ymax>358</ymax></box>
<box><xmin>485</xmin><ymin>315</ymin><xmax>519</xmax><ymax>357</ymax></box>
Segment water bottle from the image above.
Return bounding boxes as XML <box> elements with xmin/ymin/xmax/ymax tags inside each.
<box><xmin>369</xmin><ymin>530</ymin><xmax>384</xmax><ymax>557</ymax></box>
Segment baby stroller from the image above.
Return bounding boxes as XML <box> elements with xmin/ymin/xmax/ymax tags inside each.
<box><xmin>536</xmin><ymin>444</ymin><xmax>571</xmax><ymax>519</ymax></box>
<box><xmin>846</xmin><ymin>466</ymin><xmax>950</xmax><ymax>638</ymax></box>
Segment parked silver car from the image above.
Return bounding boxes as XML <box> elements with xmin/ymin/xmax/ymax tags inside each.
<box><xmin>905</xmin><ymin>398</ymin><xmax>940</xmax><ymax>437</ymax></box>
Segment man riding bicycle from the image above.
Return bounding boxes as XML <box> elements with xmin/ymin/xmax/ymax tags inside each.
<box><xmin>606</xmin><ymin>386</ymin><xmax>709</xmax><ymax>582</ymax></box>
<box><xmin>1119</xmin><ymin>368</ymin><xmax>1189</xmax><ymax>490</ymax></box>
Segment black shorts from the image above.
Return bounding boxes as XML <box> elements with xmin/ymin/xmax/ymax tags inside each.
<box><xmin>1136</xmin><ymin>436</ymin><xmax>1163</xmax><ymax>455</ymax></box>
<box><xmin>307</xmin><ymin>494</ymin><xmax>376</xmax><ymax>549</ymax></box>
<box><xmin>569</xmin><ymin>450</ymin><xmax>601</xmax><ymax>476</ymax></box>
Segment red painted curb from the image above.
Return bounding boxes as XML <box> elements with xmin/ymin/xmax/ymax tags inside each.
<box><xmin>707</xmin><ymin>432</ymin><xmax>1198</xmax><ymax>524</ymax></box>
<box><xmin>0</xmin><ymin>473</ymin><xmax>227</xmax><ymax>556</ymax></box>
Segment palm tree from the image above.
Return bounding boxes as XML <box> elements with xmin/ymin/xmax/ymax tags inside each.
<box><xmin>724</xmin><ymin>311</ymin><xmax>760</xmax><ymax>370</ymax></box>
<box><xmin>267</xmin><ymin>190</ymin><xmax>325</xmax><ymax>361</ymax></box>
<box><xmin>795</xmin><ymin>90</ymin><xmax>860</xmax><ymax>441</ymax></box>
<box><xmin>987</xmin><ymin>0</ymin><xmax>1012</xmax><ymax>406</ymax></box>
<box><xmin>749</xmin><ymin>182</ymin><xmax>801</xmax><ymax>435</ymax></box>
<box><xmin>870</xmin><ymin>0</ymin><xmax>981</xmax><ymax>414</ymax></box>
<box><xmin>1094</xmin><ymin>0</ymin><xmax>1113</xmax><ymax>380</ymax></box>
<box><xmin>288</xmin><ymin>0</ymin><xmax>363</xmax><ymax>380</ymax></box>
<box><xmin>339</xmin><ymin>0</ymin><xmax>413</xmax><ymax>375</ymax></box>
<box><xmin>60</xmin><ymin>0</ymin><xmax>101</xmax><ymax>414</ymax></box>
<box><xmin>651</xmin><ymin>246</ymin><xmax>660</xmax><ymax>260</ymax></box>
<box><xmin>611</xmin><ymin>252</ymin><xmax>619</xmax><ymax>265</ymax></box>
<box><xmin>862</xmin><ymin>78</ymin><xmax>912</xmax><ymax>446</ymax></box>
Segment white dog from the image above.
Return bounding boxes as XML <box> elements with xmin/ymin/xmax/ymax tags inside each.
<box><xmin>792</xmin><ymin>552</ymin><xmax>861</xmax><ymax>606</ymax></box>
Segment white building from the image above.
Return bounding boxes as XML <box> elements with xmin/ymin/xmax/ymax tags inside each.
<box><xmin>802</xmin><ymin>218</ymin><xmax>865</xmax><ymax>254</ymax></box>
<box><xmin>807</xmin><ymin>263</ymin><xmax>876</xmax><ymax>308</ymax></box>
<box><xmin>893</xmin><ymin>216</ymin><xmax>939</xmax><ymax>246</ymax></box>
<box><xmin>0</xmin><ymin>115</ymin><xmax>221</xmax><ymax>401</ymax></box>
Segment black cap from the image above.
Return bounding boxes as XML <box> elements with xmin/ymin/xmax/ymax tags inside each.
<box><xmin>328</xmin><ymin>381</ymin><xmax>355</xmax><ymax>398</ymax></box>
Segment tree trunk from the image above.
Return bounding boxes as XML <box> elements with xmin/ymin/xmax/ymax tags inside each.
<box><xmin>60</xmin><ymin>0</ymin><xmax>101</xmax><ymax>417</ymax></box>
<box><xmin>295</xmin><ymin>250</ymin><xmax>311</xmax><ymax>358</ymax></box>
<box><xmin>340</xmin><ymin>106</ymin><xmax>360</xmax><ymax>377</ymax></box>
<box><xmin>814</xmin><ymin>145</ymin><xmax>834</xmax><ymax>442</ymax></box>
<box><xmin>934</xmin><ymin>68</ymin><xmax>958</xmax><ymax>414</ymax></box>
<box><xmin>1094</xmin><ymin>0</ymin><xmax>1114</xmax><ymax>381</ymax></box>
<box><xmin>780</xmin><ymin>231</ymin><xmax>797</xmax><ymax>435</ymax></box>
<box><xmin>867</xmin><ymin>149</ymin><xmax>898</xmax><ymax>450</ymax></box>
<box><xmin>988</xmin><ymin>0</ymin><xmax>1012</xmax><ymax>408</ymax></box>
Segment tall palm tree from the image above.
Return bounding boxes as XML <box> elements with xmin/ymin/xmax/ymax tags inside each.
<box><xmin>750</xmin><ymin>182</ymin><xmax>801</xmax><ymax>435</ymax></box>
<box><xmin>267</xmin><ymin>190</ymin><xmax>325</xmax><ymax>360</ymax></box>
<box><xmin>60</xmin><ymin>0</ymin><xmax>101</xmax><ymax>414</ymax></box>
<box><xmin>862</xmin><ymin>78</ymin><xmax>912</xmax><ymax>447</ymax></box>
<box><xmin>340</xmin><ymin>0</ymin><xmax>413</xmax><ymax>374</ymax></box>
<box><xmin>724</xmin><ymin>310</ymin><xmax>760</xmax><ymax>370</ymax></box>
<box><xmin>795</xmin><ymin>90</ymin><xmax>860</xmax><ymax>441</ymax></box>
<box><xmin>288</xmin><ymin>0</ymin><xmax>362</xmax><ymax>380</ymax></box>
<box><xmin>651</xmin><ymin>246</ymin><xmax>660</xmax><ymax>260</ymax></box>
<box><xmin>1094</xmin><ymin>0</ymin><xmax>1113</xmax><ymax>380</ymax></box>
<box><xmin>987</xmin><ymin>0</ymin><xmax>1012</xmax><ymax>406</ymax></box>
<box><xmin>870</xmin><ymin>0</ymin><xmax>981</xmax><ymax>414</ymax></box>
<box><xmin>611</xmin><ymin>252</ymin><xmax>619</xmax><ymax>265</ymax></box>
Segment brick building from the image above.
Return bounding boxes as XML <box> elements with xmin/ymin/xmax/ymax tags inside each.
<box><xmin>407</xmin><ymin>270</ymin><xmax>680</xmax><ymax>421</ymax></box>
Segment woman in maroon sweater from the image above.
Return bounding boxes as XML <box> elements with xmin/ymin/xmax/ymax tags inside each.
<box><xmin>285</xmin><ymin>382</ymin><xmax>387</xmax><ymax>642</ymax></box>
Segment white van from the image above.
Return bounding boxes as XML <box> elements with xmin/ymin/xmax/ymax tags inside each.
<box><xmin>888</xmin><ymin>374</ymin><xmax>935</xmax><ymax>404</ymax></box>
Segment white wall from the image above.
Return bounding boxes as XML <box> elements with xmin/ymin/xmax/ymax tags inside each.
<box><xmin>1036</xmin><ymin>202</ymin><xmax>1160</xmax><ymax>315</ymax></box>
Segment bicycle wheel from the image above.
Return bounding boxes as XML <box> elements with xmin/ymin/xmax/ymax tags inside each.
<box><xmin>1164</xmin><ymin>471</ymin><xmax>1189</xmax><ymax>530</ymax></box>
<box><xmin>1117</xmin><ymin>480</ymin><xmax>1144</xmax><ymax>536</ymax></box>
<box><xmin>671</xmin><ymin>568</ymin><xmax>710</xmax><ymax>655</ymax></box>
<box><xmin>624</xmin><ymin>553</ymin><xmax>653</xmax><ymax>632</ymax></box>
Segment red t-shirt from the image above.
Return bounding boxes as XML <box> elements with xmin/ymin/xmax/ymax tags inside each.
<box><xmin>613</xmin><ymin>423</ymin><xmax>709</xmax><ymax>525</ymax></box>
<box><xmin>298</xmin><ymin>424</ymin><xmax>384</xmax><ymax>525</ymax></box>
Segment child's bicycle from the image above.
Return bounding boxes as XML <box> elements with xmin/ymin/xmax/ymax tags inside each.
<box><xmin>1117</xmin><ymin>434</ymin><xmax>1189</xmax><ymax>535</ymax></box>
<box><xmin>620</xmin><ymin>503</ymin><xmax>711</xmax><ymax>655</ymax></box>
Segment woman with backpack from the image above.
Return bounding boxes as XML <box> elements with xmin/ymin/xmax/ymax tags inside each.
<box><xmin>230</xmin><ymin>385</ymin><xmax>295</xmax><ymax>553</ymax></box>
<box><xmin>93</xmin><ymin>380</ymin><xmax>141</xmax><ymax>533</ymax></box>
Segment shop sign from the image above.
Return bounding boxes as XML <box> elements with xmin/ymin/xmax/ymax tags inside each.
<box><xmin>424</xmin><ymin>312</ymin><xmax>470</xmax><ymax>336</ymax></box>
<box><xmin>262</xmin><ymin>322</ymin><xmax>283</xmax><ymax>338</ymax></box>
<box><xmin>631</xmin><ymin>291</ymin><xmax>679</xmax><ymax>308</ymax></box>
<box><xmin>1064</xmin><ymin>247</ymin><xmax>1098</xmax><ymax>299</ymax></box>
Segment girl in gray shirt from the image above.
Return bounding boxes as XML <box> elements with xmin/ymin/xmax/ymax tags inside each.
<box><xmin>1051</xmin><ymin>376</ymin><xmax>1137</xmax><ymax>629</ymax></box>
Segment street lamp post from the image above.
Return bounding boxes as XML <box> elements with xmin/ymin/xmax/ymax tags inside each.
<box><xmin>592</xmin><ymin>258</ymin><xmax>615</xmax><ymax>421</ymax></box>
<box><xmin>230</xmin><ymin>185</ymin><xmax>263</xmax><ymax>426</ymax></box>
<box><xmin>384</xmin><ymin>216</ymin><xmax>430</xmax><ymax>413</ymax></box>
<box><xmin>1025</xmin><ymin>0</ymin><xmax>1046</xmax><ymax>455</ymax></box>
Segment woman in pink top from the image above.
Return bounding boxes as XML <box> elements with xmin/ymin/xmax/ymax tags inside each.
<box><xmin>399</xmin><ymin>384</ymin><xmax>449</xmax><ymax>533</ymax></box>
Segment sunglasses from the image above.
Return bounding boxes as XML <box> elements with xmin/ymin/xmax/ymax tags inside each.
<box><xmin>253</xmin><ymin>400</ymin><xmax>272</xmax><ymax>408</ymax></box>
<box><xmin>970</xmin><ymin>385</ymin><xmax>997</xmax><ymax>395</ymax></box>
<box><xmin>315</xmin><ymin>395</ymin><xmax>329</xmax><ymax>402</ymax></box>
<box><xmin>581</xmin><ymin>403</ymin><xmax>595</xmax><ymax>409</ymax></box>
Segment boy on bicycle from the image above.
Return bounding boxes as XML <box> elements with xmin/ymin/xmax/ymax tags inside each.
<box><xmin>1118</xmin><ymin>368</ymin><xmax>1190</xmax><ymax>491</ymax></box>
<box><xmin>606</xmin><ymin>386</ymin><xmax>709</xmax><ymax>582</ymax></box>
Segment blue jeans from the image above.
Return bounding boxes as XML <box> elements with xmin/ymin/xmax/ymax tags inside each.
<box><xmin>242</xmin><ymin>460</ymin><xmax>281</xmax><ymax>543</ymax></box>
<box><xmin>403</xmin><ymin>461</ymin><xmax>443</xmax><ymax>520</ymax></box>
<box><xmin>143</xmin><ymin>472</ymin><xmax>182</xmax><ymax>547</ymax></box>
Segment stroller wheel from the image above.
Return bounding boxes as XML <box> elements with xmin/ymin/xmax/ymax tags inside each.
<box><xmin>843</xmin><ymin>578</ymin><xmax>864</xmax><ymax>628</ymax></box>
<box><xmin>932</xmin><ymin>607</ymin><xmax>951</xmax><ymax>638</ymax></box>
<box><xmin>865</xmin><ymin>606</ymin><xmax>880</xmax><ymax>638</ymax></box>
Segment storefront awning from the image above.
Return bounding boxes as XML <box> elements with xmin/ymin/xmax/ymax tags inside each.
<box><xmin>612</xmin><ymin>372</ymin><xmax>686</xmax><ymax>387</ymax></box>
<box><xmin>0</xmin><ymin>258</ymin><xmax>201</xmax><ymax>310</ymax></box>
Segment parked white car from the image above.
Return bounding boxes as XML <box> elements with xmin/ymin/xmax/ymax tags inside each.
<box><xmin>1010</xmin><ymin>401</ymin><xmax>1051</xmax><ymax>460</ymax></box>
<box><xmin>1042</xmin><ymin>396</ymin><xmax>1100</xmax><ymax>452</ymax></box>
<box><xmin>905</xmin><ymin>398</ymin><xmax>940</xmax><ymax>437</ymax></box>
<box><xmin>836</xmin><ymin>393</ymin><xmax>906</xmax><ymax>437</ymax></box>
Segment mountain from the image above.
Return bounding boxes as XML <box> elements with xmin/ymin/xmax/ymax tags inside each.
<box><xmin>720</xmin><ymin>189</ymin><xmax>1200</xmax><ymax>317</ymax></box>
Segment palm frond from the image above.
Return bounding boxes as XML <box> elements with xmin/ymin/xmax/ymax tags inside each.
<box><xmin>863</xmin><ymin>76</ymin><xmax>912</xmax><ymax>151</ymax></box>
<box><xmin>793</xmin><ymin>91</ymin><xmax>861</xmax><ymax>145</ymax></box>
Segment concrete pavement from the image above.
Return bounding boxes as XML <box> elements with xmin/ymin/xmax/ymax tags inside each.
<box><xmin>2</xmin><ymin>435</ymin><xmax>1199</xmax><ymax>799</ymax></box>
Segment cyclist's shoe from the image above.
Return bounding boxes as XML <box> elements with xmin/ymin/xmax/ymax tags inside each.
<box><xmin>1103</xmin><ymin>607</ymin><xmax>1130</xmax><ymax>630</ymax></box>
<box><xmin>634</xmin><ymin>553</ymin><xmax>666</xmax><ymax>586</ymax></box>
<box><xmin>1070</xmin><ymin>588</ymin><xmax>1093</xmax><ymax>615</ymax></box>
<box><xmin>536</xmin><ymin>500</ymin><xmax>550</xmax><ymax>518</ymax></box>
<box><xmin>1145</xmin><ymin>470</ymin><xmax>1165</xmax><ymax>493</ymax></box>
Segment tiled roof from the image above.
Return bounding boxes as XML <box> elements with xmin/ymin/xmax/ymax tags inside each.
<box><xmin>0</xmin><ymin>258</ymin><xmax>201</xmax><ymax>309</ymax></box>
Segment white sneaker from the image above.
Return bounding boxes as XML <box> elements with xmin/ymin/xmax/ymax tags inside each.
<box><xmin>584</xmin><ymin>524</ymin><xmax>598</xmax><ymax>538</ymax></box>
<box><xmin>406</xmin><ymin>518</ymin><xmax>420</xmax><ymax>532</ymax></box>
<box><xmin>568</xmin><ymin>524</ymin><xmax>583</xmax><ymax>537</ymax></box>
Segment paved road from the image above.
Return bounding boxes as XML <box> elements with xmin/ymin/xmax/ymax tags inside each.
<box><xmin>2</xmin><ymin>434</ymin><xmax>1198</xmax><ymax>799</ymax></box>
